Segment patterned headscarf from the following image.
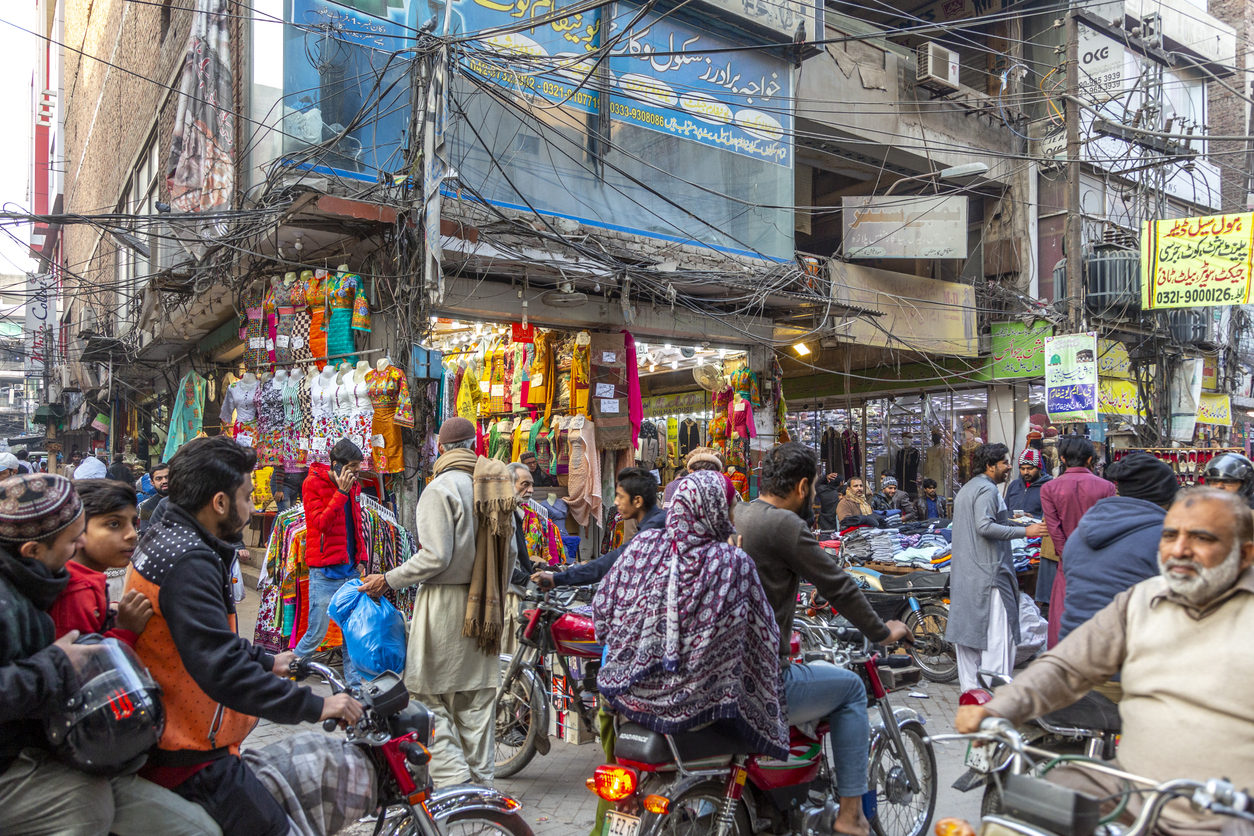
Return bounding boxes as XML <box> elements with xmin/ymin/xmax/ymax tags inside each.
<box><xmin>593</xmin><ymin>470</ymin><xmax>787</xmax><ymax>759</ymax></box>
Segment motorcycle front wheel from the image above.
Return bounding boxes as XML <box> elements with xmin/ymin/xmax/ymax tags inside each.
<box><xmin>904</xmin><ymin>603</ymin><xmax>958</xmax><ymax>683</ymax></box>
<box><xmin>642</xmin><ymin>779</ymin><xmax>750</xmax><ymax>836</ymax></box>
<box><xmin>379</xmin><ymin>808</ymin><xmax>535</xmax><ymax>835</ymax></box>
<box><xmin>494</xmin><ymin>654</ymin><xmax>546</xmax><ymax>778</ymax></box>
<box><xmin>869</xmin><ymin>723</ymin><xmax>937</xmax><ymax>836</ymax></box>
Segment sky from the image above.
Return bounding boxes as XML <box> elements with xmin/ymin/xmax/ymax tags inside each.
<box><xmin>0</xmin><ymin>3</ymin><xmax>36</xmax><ymax>279</ymax></box>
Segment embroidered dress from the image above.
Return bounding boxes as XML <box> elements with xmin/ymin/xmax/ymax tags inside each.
<box><xmin>347</xmin><ymin>375</ymin><xmax>375</xmax><ymax>471</ymax></box>
<box><xmin>305</xmin><ymin>269</ymin><xmax>329</xmax><ymax>368</ymax></box>
<box><xmin>571</xmin><ymin>341</ymin><xmax>591</xmax><ymax>415</ymax></box>
<box><xmin>220</xmin><ymin>377</ymin><xmax>261</xmax><ymax>444</ymax></box>
<box><xmin>366</xmin><ymin>364</ymin><xmax>413</xmax><ymax>474</ymax></box>
<box><xmin>243</xmin><ymin>285</ymin><xmax>267</xmax><ymax>369</ymax></box>
<box><xmin>274</xmin><ymin>273</ymin><xmax>302</xmax><ymax>366</ymax></box>
<box><xmin>326</xmin><ymin>271</ymin><xmax>361</xmax><ymax>363</ymax></box>
<box><xmin>308</xmin><ymin>373</ymin><xmax>338</xmax><ymax>464</ymax></box>
<box><xmin>163</xmin><ymin>372</ymin><xmax>207</xmax><ymax>460</ymax></box>
<box><xmin>257</xmin><ymin>377</ymin><xmax>286</xmax><ymax>468</ymax></box>
<box><xmin>262</xmin><ymin>283</ymin><xmax>279</xmax><ymax>366</ymax></box>
<box><xmin>281</xmin><ymin>375</ymin><xmax>307</xmax><ymax>470</ymax></box>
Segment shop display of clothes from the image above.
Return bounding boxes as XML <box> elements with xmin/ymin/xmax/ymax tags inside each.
<box><xmin>305</xmin><ymin>269</ymin><xmax>329</xmax><ymax>368</ymax></box>
<box><xmin>895</xmin><ymin>443</ymin><xmax>921</xmax><ymax>496</ymax></box>
<box><xmin>325</xmin><ymin>268</ymin><xmax>367</xmax><ymax>363</ymax></box>
<box><xmin>309</xmin><ymin>365</ymin><xmax>341</xmax><ymax>464</ymax></box>
<box><xmin>820</xmin><ymin>426</ymin><xmax>844</xmax><ymax>480</ymax></box>
<box><xmin>257</xmin><ymin>373</ymin><xmax>286</xmax><ymax>468</ymax></box>
<box><xmin>254</xmin><ymin>497</ymin><xmax>417</xmax><ymax>653</ymax></box>
<box><xmin>367</xmin><ymin>360</ymin><xmax>414</xmax><ymax>474</ymax></box>
<box><xmin>242</xmin><ymin>285</ymin><xmax>267</xmax><ymax>368</ymax></box>
<box><xmin>163</xmin><ymin>371</ymin><xmax>208</xmax><ymax>460</ymax></box>
<box><xmin>281</xmin><ymin>369</ymin><xmax>308</xmax><ymax>472</ymax></box>
<box><xmin>273</xmin><ymin>273</ymin><xmax>303</xmax><ymax>366</ymax></box>
<box><xmin>678</xmin><ymin>419</ymin><xmax>701</xmax><ymax>458</ymax></box>
<box><xmin>566</xmin><ymin>416</ymin><xmax>601</xmax><ymax>526</ymax></box>
<box><xmin>335</xmin><ymin>365</ymin><xmax>375</xmax><ymax>469</ymax></box>
<box><xmin>220</xmin><ymin>374</ymin><xmax>261</xmax><ymax>444</ymax></box>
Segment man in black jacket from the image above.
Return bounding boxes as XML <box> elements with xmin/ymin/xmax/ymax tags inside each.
<box><xmin>127</xmin><ymin>437</ymin><xmax>363</xmax><ymax>835</ymax></box>
<box><xmin>735</xmin><ymin>444</ymin><xmax>909</xmax><ymax>836</ymax></box>
<box><xmin>533</xmin><ymin>467</ymin><xmax>664</xmax><ymax>589</ymax></box>
<box><xmin>0</xmin><ymin>473</ymin><xmax>220</xmax><ymax>835</ymax></box>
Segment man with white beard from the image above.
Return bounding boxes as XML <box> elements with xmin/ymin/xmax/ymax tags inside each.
<box><xmin>956</xmin><ymin>488</ymin><xmax>1254</xmax><ymax>835</ymax></box>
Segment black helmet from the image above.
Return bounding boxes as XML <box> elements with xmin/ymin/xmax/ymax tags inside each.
<box><xmin>1202</xmin><ymin>453</ymin><xmax>1254</xmax><ymax>498</ymax></box>
<box><xmin>44</xmin><ymin>635</ymin><xmax>164</xmax><ymax>776</ymax></box>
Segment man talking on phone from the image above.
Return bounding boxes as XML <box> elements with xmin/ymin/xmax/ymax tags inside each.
<box><xmin>297</xmin><ymin>439</ymin><xmax>366</xmax><ymax>684</ymax></box>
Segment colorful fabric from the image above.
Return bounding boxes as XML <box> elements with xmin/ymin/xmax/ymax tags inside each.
<box><xmin>305</xmin><ymin>270</ymin><xmax>329</xmax><ymax>368</ymax></box>
<box><xmin>592</xmin><ymin>471</ymin><xmax>787</xmax><ymax>759</ymax></box>
<box><xmin>351</xmin><ymin>281</ymin><xmax>370</xmax><ymax>332</ymax></box>
<box><xmin>164</xmin><ymin>372</ymin><xmax>207</xmax><ymax>459</ymax></box>
<box><xmin>257</xmin><ymin>377</ymin><xmax>286</xmax><ymax>468</ymax></box>
<box><xmin>326</xmin><ymin>271</ymin><xmax>360</xmax><ymax>362</ymax></box>
<box><xmin>571</xmin><ymin>340</ymin><xmax>590</xmax><ymax>415</ymax></box>
<box><xmin>281</xmin><ymin>375</ymin><xmax>306</xmax><ymax>470</ymax></box>
<box><xmin>521</xmin><ymin>504</ymin><xmax>563</xmax><ymax>567</ymax></box>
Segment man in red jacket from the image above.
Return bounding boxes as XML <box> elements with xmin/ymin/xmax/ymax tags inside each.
<box><xmin>298</xmin><ymin>439</ymin><xmax>365</xmax><ymax>684</ymax></box>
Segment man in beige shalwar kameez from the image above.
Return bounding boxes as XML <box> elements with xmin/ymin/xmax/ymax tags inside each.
<box><xmin>361</xmin><ymin>417</ymin><xmax>517</xmax><ymax>786</ymax></box>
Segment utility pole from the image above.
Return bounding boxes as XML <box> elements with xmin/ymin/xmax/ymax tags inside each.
<box><xmin>1064</xmin><ymin>8</ymin><xmax>1084</xmax><ymax>334</ymax></box>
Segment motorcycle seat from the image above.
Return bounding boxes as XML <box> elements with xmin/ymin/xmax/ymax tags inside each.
<box><xmin>614</xmin><ymin>721</ymin><xmax>757</xmax><ymax>766</ymax></box>
<box><xmin>1040</xmin><ymin>691</ymin><xmax>1121</xmax><ymax>734</ymax></box>
<box><xmin>876</xmin><ymin>571</ymin><xmax>949</xmax><ymax>593</ymax></box>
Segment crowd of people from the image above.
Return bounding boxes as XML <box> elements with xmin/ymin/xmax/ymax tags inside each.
<box><xmin>1</xmin><ymin>416</ymin><xmax>1253</xmax><ymax>835</ymax></box>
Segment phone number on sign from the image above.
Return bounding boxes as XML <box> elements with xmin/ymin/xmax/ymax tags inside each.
<box><xmin>1154</xmin><ymin>286</ymin><xmax>1246</xmax><ymax>306</ymax></box>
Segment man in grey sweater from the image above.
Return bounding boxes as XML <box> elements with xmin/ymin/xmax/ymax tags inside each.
<box><xmin>735</xmin><ymin>443</ymin><xmax>909</xmax><ymax>836</ymax></box>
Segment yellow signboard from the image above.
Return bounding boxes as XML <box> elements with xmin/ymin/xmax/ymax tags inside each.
<box><xmin>1142</xmin><ymin>213</ymin><xmax>1254</xmax><ymax>309</ymax></box>
<box><xmin>1197</xmin><ymin>393</ymin><xmax>1232</xmax><ymax>426</ymax></box>
<box><xmin>1099</xmin><ymin>378</ymin><xmax>1143</xmax><ymax>417</ymax></box>
<box><xmin>1098</xmin><ymin>340</ymin><xmax>1132</xmax><ymax>379</ymax></box>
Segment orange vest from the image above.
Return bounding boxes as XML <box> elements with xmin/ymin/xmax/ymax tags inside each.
<box><xmin>126</xmin><ymin>569</ymin><xmax>257</xmax><ymax>758</ymax></box>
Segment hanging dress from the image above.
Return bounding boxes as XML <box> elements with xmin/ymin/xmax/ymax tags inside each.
<box><xmin>281</xmin><ymin>374</ymin><xmax>307</xmax><ymax>472</ymax></box>
<box><xmin>290</xmin><ymin>271</ymin><xmax>314</xmax><ymax>365</ymax></box>
<box><xmin>273</xmin><ymin>273</ymin><xmax>301</xmax><ymax>367</ymax></box>
<box><xmin>306</xmin><ymin>269</ymin><xmax>330</xmax><ymax>369</ymax></box>
<box><xmin>257</xmin><ymin>376</ymin><xmax>286</xmax><ymax>468</ymax></box>
<box><xmin>347</xmin><ymin>373</ymin><xmax>376</xmax><ymax>471</ymax></box>
<box><xmin>163</xmin><ymin>372</ymin><xmax>207</xmax><ymax>460</ymax></box>
<box><xmin>262</xmin><ymin>282</ymin><xmax>279</xmax><ymax>366</ymax></box>
<box><xmin>243</xmin><ymin>285</ymin><xmax>267</xmax><ymax>369</ymax></box>
<box><xmin>367</xmin><ymin>364</ymin><xmax>414</xmax><ymax>474</ymax></box>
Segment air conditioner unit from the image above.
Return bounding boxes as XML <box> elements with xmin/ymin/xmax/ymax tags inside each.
<box><xmin>916</xmin><ymin>42</ymin><xmax>960</xmax><ymax>93</ymax></box>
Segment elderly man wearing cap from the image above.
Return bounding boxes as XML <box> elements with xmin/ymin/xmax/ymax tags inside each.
<box><xmin>1004</xmin><ymin>448</ymin><xmax>1053</xmax><ymax>518</ymax></box>
<box><xmin>661</xmin><ymin>447</ymin><xmax>724</xmax><ymax>508</ymax></box>
<box><xmin>361</xmin><ymin>417</ymin><xmax>518</xmax><ymax>787</ymax></box>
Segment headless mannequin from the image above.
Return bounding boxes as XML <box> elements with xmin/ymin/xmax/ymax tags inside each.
<box><xmin>273</xmin><ymin>368</ymin><xmax>288</xmax><ymax>386</ymax></box>
<box><xmin>376</xmin><ymin>356</ymin><xmax>392</xmax><ymax>372</ymax></box>
<box><xmin>353</xmin><ymin>360</ymin><xmax>370</xmax><ymax>384</ymax></box>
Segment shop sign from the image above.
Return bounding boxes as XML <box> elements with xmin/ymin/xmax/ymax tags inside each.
<box><xmin>641</xmin><ymin>390</ymin><xmax>710</xmax><ymax>415</ymax></box>
<box><xmin>1197</xmin><ymin>393</ymin><xmax>1232</xmax><ymax>426</ymax></box>
<box><xmin>829</xmin><ymin>261</ymin><xmax>978</xmax><ymax>357</ymax></box>
<box><xmin>1202</xmin><ymin>354</ymin><xmax>1219</xmax><ymax>391</ymax></box>
<box><xmin>1098</xmin><ymin>378</ymin><xmax>1143</xmax><ymax>418</ymax></box>
<box><xmin>1141</xmin><ymin>213</ymin><xmax>1254</xmax><ymax>309</ymax></box>
<box><xmin>841</xmin><ymin>195</ymin><xmax>968</xmax><ymax>259</ymax></box>
<box><xmin>1078</xmin><ymin>26</ymin><xmax>1124</xmax><ymax>105</ymax></box>
<box><xmin>1044</xmin><ymin>333</ymin><xmax>1098</xmax><ymax>422</ymax></box>
<box><xmin>689</xmin><ymin>0</ymin><xmax>822</xmax><ymax>45</ymax></box>
<box><xmin>987</xmin><ymin>320</ymin><xmax>1051</xmax><ymax>379</ymax></box>
<box><xmin>24</xmin><ymin>272</ymin><xmax>55</xmax><ymax>375</ymax></box>
<box><xmin>1097</xmin><ymin>339</ymin><xmax>1133</xmax><ymax>380</ymax></box>
<box><xmin>452</xmin><ymin>0</ymin><xmax>793</xmax><ymax>166</ymax></box>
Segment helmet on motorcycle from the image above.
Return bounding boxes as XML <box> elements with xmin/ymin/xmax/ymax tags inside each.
<box><xmin>1202</xmin><ymin>453</ymin><xmax>1254</xmax><ymax>498</ymax></box>
<box><xmin>44</xmin><ymin>635</ymin><xmax>164</xmax><ymax>776</ymax></box>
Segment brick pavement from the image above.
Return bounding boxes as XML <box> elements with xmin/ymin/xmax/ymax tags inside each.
<box><xmin>235</xmin><ymin>554</ymin><xmax>983</xmax><ymax>835</ymax></box>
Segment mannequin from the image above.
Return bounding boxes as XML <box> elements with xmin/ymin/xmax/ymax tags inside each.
<box><xmin>923</xmin><ymin>430</ymin><xmax>950</xmax><ymax>493</ymax></box>
<box><xmin>895</xmin><ymin>431</ymin><xmax>920</xmax><ymax>496</ymax></box>
<box><xmin>376</xmin><ymin>356</ymin><xmax>392</xmax><ymax>372</ymax></box>
<box><xmin>273</xmin><ymin>368</ymin><xmax>288</xmax><ymax>386</ymax></box>
<box><xmin>353</xmin><ymin>360</ymin><xmax>371</xmax><ymax>383</ymax></box>
<box><xmin>241</xmin><ymin>371</ymin><xmax>258</xmax><ymax>385</ymax></box>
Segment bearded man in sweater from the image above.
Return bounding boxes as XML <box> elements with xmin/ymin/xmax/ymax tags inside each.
<box><xmin>957</xmin><ymin>488</ymin><xmax>1254</xmax><ymax>835</ymax></box>
<box><xmin>361</xmin><ymin>417</ymin><xmax>517</xmax><ymax>787</ymax></box>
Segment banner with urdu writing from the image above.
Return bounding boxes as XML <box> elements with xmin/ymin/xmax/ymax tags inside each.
<box><xmin>1197</xmin><ymin>393</ymin><xmax>1232</xmax><ymax>426</ymax></box>
<box><xmin>1141</xmin><ymin>213</ymin><xmax>1254</xmax><ymax>309</ymax></box>
<box><xmin>1045</xmin><ymin>333</ymin><xmax>1098</xmax><ymax>422</ymax></box>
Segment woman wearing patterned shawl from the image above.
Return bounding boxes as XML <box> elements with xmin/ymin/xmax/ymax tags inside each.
<box><xmin>592</xmin><ymin>469</ymin><xmax>787</xmax><ymax>759</ymax></box>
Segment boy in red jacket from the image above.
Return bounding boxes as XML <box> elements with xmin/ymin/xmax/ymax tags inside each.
<box><xmin>49</xmin><ymin>478</ymin><xmax>153</xmax><ymax>644</ymax></box>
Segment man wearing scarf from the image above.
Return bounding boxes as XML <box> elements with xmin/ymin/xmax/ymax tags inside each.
<box><xmin>361</xmin><ymin>417</ymin><xmax>517</xmax><ymax>787</ymax></box>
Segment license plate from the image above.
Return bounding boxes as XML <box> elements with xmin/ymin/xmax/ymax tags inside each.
<box><xmin>604</xmin><ymin>811</ymin><xmax>641</xmax><ymax>836</ymax></box>
<box><xmin>964</xmin><ymin>741</ymin><xmax>995</xmax><ymax>773</ymax></box>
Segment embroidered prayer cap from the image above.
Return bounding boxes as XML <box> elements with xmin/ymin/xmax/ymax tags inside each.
<box><xmin>684</xmin><ymin>447</ymin><xmax>724</xmax><ymax>471</ymax></box>
<box><xmin>0</xmin><ymin>474</ymin><xmax>84</xmax><ymax>544</ymax></box>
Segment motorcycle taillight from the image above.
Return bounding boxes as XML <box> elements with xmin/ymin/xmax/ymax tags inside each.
<box><xmin>959</xmin><ymin>688</ymin><xmax>993</xmax><ymax>706</ymax></box>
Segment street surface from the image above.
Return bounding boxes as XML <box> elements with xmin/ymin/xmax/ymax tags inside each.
<box><xmin>236</xmin><ymin>551</ymin><xmax>983</xmax><ymax>835</ymax></box>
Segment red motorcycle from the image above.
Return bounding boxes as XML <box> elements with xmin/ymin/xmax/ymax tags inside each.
<box><xmin>586</xmin><ymin>631</ymin><xmax>937</xmax><ymax>836</ymax></box>
<box><xmin>495</xmin><ymin>588</ymin><xmax>604</xmax><ymax>777</ymax></box>
<box><xmin>291</xmin><ymin>658</ymin><xmax>533</xmax><ymax>835</ymax></box>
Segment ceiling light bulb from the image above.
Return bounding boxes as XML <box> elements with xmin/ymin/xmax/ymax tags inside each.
<box><xmin>670</xmin><ymin>361</ymin><xmax>679</xmax><ymax>370</ymax></box>
<box><xmin>649</xmin><ymin>364</ymin><xmax>656</xmax><ymax>373</ymax></box>
<box><xmin>664</xmin><ymin>343</ymin><xmax>672</xmax><ymax>350</ymax></box>
<box><xmin>719</xmin><ymin>348</ymin><xmax>727</xmax><ymax>358</ymax></box>
<box><xmin>793</xmin><ymin>342</ymin><xmax>811</xmax><ymax>356</ymax></box>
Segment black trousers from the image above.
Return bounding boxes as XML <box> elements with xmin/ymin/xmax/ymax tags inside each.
<box><xmin>174</xmin><ymin>755</ymin><xmax>288</xmax><ymax>836</ymax></box>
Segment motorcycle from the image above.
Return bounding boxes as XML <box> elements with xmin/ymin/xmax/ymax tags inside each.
<box><xmin>586</xmin><ymin>631</ymin><xmax>938</xmax><ymax>836</ymax></box>
<box><xmin>495</xmin><ymin>588</ymin><xmax>603</xmax><ymax>778</ymax></box>
<box><xmin>809</xmin><ymin>565</ymin><xmax>957</xmax><ymax>683</ymax></box>
<box><xmin>290</xmin><ymin>658</ymin><xmax>533</xmax><ymax>836</ymax></box>
<box><xmin>950</xmin><ymin>672</ymin><xmax>1121</xmax><ymax>818</ymax></box>
<box><xmin>929</xmin><ymin>719</ymin><xmax>1254</xmax><ymax>835</ymax></box>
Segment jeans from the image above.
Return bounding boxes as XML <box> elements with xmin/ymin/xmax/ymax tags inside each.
<box><xmin>294</xmin><ymin>566</ymin><xmax>361</xmax><ymax>685</ymax></box>
<box><xmin>783</xmin><ymin>661</ymin><xmax>869</xmax><ymax>798</ymax></box>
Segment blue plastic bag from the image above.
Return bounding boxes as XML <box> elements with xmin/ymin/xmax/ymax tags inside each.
<box><xmin>328</xmin><ymin>579</ymin><xmax>407</xmax><ymax>679</ymax></box>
